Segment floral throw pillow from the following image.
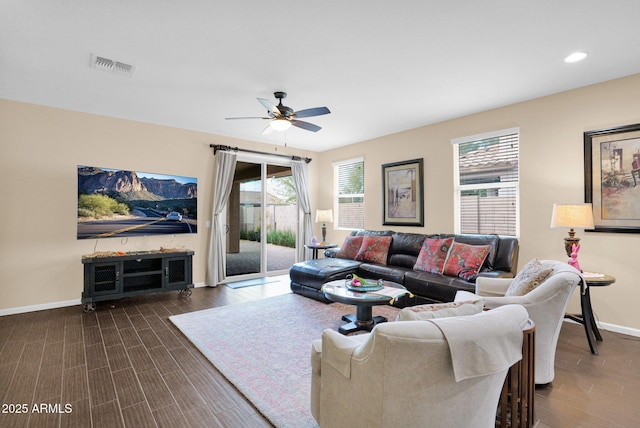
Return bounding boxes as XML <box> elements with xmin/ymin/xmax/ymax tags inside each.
<box><xmin>413</xmin><ymin>237</ymin><xmax>454</xmax><ymax>274</ymax></box>
<box><xmin>354</xmin><ymin>235</ymin><xmax>393</xmax><ymax>265</ymax></box>
<box><xmin>443</xmin><ymin>242</ymin><xmax>491</xmax><ymax>281</ymax></box>
<box><xmin>336</xmin><ymin>236</ymin><xmax>364</xmax><ymax>260</ymax></box>
<box><xmin>505</xmin><ymin>258</ymin><xmax>553</xmax><ymax>296</ymax></box>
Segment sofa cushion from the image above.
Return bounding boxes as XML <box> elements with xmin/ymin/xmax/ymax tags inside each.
<box><xmin>389</xmin><ymin>232</ymin><xmax>431</xmax><ymax>256</ymax></box>
<box><xmin>355</xmin><ymin>235</ymin><xmax>393</xmax><ymax>265</ymax></box>
<box><xmin>388</xmin><ymin>232</ymin><xmax>430</xmax><ymax>268</ymax></box>
<box><xmin>404</xmin><ymin>271</ymin><xmax>475</xmax><ymax>303</ymax></box>
<box><xmin>336</xmin><ymin>236</ymin><xmax>364</xmax><ymax>260</ymax></box>
<box><xmin>397</xmin><ymin>299</ymin><xmax>484</xmax><ymax>321</ymax></box>
<box><xmin>443</xmin><ymin>242</ymin><xmax>491</xmax><ymax>281</ymax></box>
<box><xmin>505</xmin><ymin>258</ymin><xmax>553</xmax><ymax>296</ymax></box>
<box><xmin>289</xmin><ymin>258</ymin><xmax>361</xmax><ymax>289</ymax></box>
<box><xmin>413</xmin><ymin>237</ymin><xmax>454</xmax><ymax>274</ymax></box>
<box><xmin>388</xmin><ymin>254</ymin><xmax>419</xmax><ymax>269</ymax></box>
<box><xmin>492</xmin><ymin>236</ymin><xmax>519</xmax><ymax>274</ymax></box>
<box><xmin>357</xmin><ymin>263</ymin><xmax>411</xmax><ymax>284</ymax></box>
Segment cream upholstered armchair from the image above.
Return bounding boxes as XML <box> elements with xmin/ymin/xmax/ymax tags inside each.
<box><xmin>311</xmin><ymin>305</ymin><xmax>529</xmax><ymax>428</ymax></box>
<box><xmin>457</xmin><ymin>259</ymin><xmax>583</xmax><ymax>385</ymax></box>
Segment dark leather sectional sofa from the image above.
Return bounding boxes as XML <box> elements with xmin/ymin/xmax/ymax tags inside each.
<box><xmin>289</xmin><ymin>230</ymin><xmax>519</xmax><ymax>305</ymax></box>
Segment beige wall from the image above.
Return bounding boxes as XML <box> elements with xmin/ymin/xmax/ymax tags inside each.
<box><xmin>2</xmin><ymin>73</ymin><xmax>640</xmax><ymax>331</ymax></box>
<box><xmin>0</xmin><ymin>100</ymin><xmax>315</xmax><ymax>312</ymax></box>
<box><xmin>317</xmin><ymin>73</ymin><xmax>640</xmax><ymax>331</ymax></box>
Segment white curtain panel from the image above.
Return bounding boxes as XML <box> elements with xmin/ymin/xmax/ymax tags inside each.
<box><xmin>292</xmin><ymin>160</ymin><xmax>313</xmax><ymax>261</ymax></box>
<box><xmin>206</xmin><ymin>150</ymin><xmax>237</xmax><ymax>286</ymax></box>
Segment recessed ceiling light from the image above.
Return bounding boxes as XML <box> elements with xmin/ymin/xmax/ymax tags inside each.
<box><xmin>564</xmin><ymin>52</ymin><xmax>588</xmax><ymax>63</ymax></box>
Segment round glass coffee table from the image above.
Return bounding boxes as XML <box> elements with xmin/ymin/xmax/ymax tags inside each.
<box><xmin>322</xmin><ymin>279</ymin><xmax>407</xmax><ymax>334</ymax></box>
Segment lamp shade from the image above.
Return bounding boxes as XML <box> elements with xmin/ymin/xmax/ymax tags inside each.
<box><xmin>550</xmin><ymin>203</ymin><xmax>594</xmax><ymax>229</ymax></box>
<box><xmin>315</xmin><ymin>209</ymin><xmax>333</xmax><ymax>223</ymax></box>
<box><xmin>270</xmin><ymin>118</ymin><xmax>292</xmax><ymax>131</ymax></box>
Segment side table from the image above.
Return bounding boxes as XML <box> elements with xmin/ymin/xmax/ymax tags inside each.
<box><xmin>565</xmin><ymin>272</ymin><xmax>615</xmax><ymax>355</ymax></box>
<box><xmin>497</xmin><ymin>319</ymin><xmax>535</xmax><ymax>428</ymax></box>
<box><xmin>305</xmin><ymin>243</ymin><xmax>337</xmax><ymax>259</ymax></box>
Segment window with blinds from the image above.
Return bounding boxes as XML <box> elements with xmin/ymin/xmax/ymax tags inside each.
<box><xmin>334</xmin><ymin>158</ymin><xmax>364</xmax><ymax>229</ymax></box>
<box><xmin>453</xmin><ymin>129</ymin><xmax>519</xmax><ymax>236</ymax></box>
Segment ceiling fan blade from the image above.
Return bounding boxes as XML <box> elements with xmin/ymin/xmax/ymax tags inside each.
<box><xmin>261</xmin><ymin>124</ymin><xmax>274</xmax><ymax>135</ymax></box>
<box><xmin>257</xmin><ymin>98</ymin><xmax>281</xmax><ymax>117</ymax></box>
<box><xmin>293</xmin><ymin>106</ymin><xmax>331</xmax><ymax>119</ymax></box>
<box><xmin>225</xmin><ymin>116</ymin><xmax>271</xmax><ymax>120</ymax></box>
<box><xmin>291</xmin><ymin>120</ymin><xmax>321</xmax><ymax>132</ymax></box>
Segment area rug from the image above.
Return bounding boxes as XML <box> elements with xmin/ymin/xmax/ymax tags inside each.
<box><xmin>169</xmin><ymin>293</ymin><xmax>400</xmax><ymax>427</ymax></box>
<box><xmin>224</xmin><ymin>277</ymin><xmax>281</xmax><ymax>289</ymax></box>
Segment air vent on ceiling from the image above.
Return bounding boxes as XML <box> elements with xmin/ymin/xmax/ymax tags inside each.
<box><xmin>91</xmin><ymin>54</ymin><xmax>136</xmax><ymax>78</ymax></box>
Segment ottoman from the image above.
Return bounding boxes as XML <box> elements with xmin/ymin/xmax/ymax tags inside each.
<box><xmin>289</xmin><ymin>258</ymin><xmax>361</xmax><ymax>303</ymax></box>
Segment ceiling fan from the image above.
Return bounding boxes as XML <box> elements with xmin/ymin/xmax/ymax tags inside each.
<box><xmin>225</xmin><ymin>91</ymin><xmax>330</xmax><ymax>134</ymax></box>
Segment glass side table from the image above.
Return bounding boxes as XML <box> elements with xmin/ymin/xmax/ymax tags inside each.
<box><xmin>322</xmin><ymin>279</ymin><xmax>407</xmax><ymax>334</ymax></box>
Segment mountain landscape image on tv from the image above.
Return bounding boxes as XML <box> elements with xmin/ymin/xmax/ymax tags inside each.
<box><xmin>77</xmin><ymin>166</ymin><xmax>197</xmax><ymax>239</ymax></box>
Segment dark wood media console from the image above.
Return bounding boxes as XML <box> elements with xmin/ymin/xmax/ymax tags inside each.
<box><xmin>81</xmin><ymin>249</ymin><xmax>194</xmax><ymax>312</ymax></box>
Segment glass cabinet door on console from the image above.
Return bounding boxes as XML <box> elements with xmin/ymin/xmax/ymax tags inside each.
<box><xmin>84</xmin><ymin>262</ymin><xmax>122</xmax><ymax>296</ymax></box>
<box><xmin>164</xmin><ymin>256</ymin><xmax>192</xmax><ymax>288</ymax></box>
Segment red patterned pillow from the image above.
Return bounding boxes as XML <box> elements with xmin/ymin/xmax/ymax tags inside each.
<box><xmin>443</xmin><ymin>242</ymin><xmax>491</xmax><ymax>281</ymax></box>
<box><xmin>336</xmin><ymin>236</ymin><xmax>364</xmax><ymax>260</ymax></box>
<box><xmin>354</xmin><ymin>235</ymin><xmax>393</xmax><ymax>265</ymax></box>
<box><xmin>413</xmin><ymin>237</ymin><xmax>454</xmax><ymax>273</ymax></box>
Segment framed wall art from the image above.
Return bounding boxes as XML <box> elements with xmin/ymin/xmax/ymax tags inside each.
<box><xmin>584</xmin><ymin>123</ymin><xmax>640</xmax><ymax>233</ymax></box>
<box><xmin>382</xmin><ymin>158</ymin><xmax>424</xmax><ymax>226</ymax></box>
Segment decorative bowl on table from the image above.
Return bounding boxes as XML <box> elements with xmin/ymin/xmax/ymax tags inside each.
<box><xmin>345</xmin><ymin>275</ymin><xmax>384</xmax><ymax>292</ymax></box>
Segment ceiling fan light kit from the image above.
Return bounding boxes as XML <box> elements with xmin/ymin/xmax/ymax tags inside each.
<box><xmin>270</xmin><ymin>118</ymin><xmax>292</xmax><ymax>131</ymax></box>
<box><xmin>226</xmin><ymin>91</ymin><xmax>330</xmax><ymax>134</ymax></box>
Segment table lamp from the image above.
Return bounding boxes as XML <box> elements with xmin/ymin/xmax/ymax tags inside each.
<box><xmin>315</xmin><ymin>209</ymin><xmax>333</xmax><ymax>244</ymax></box>
<box><xmin>550</xmin><ymin>203</ymin><xmax>594</xmax><ymax>257</ymax></box>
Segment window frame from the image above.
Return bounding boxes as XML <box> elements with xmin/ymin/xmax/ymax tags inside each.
<box><xmin>452</xmin><ymin>128</ymin><xmax>520</xmax><ymax>237</ymax></box>
<box><xmin>333</xmin><ymin>157</ymin><xmax>365</xmax><ymax>230</ymax></box>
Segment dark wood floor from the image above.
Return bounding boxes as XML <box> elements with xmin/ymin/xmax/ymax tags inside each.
<box><xmin>1</xmin><ymin>276</ymin><xmax>639</xmax><ymax>428</ymax></box>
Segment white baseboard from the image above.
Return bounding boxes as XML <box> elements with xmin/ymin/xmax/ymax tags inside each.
<box><xmin>0</xmin><ymin>299</ymin><xmax>81</xmax><ymax>317</ymax></box>
<box><xmin>0</xmin><ymin>282</ymin><xmax>207</xmax><ymax>317</ymax></box>
<box><xmin>596</xmin><ymin>321</ymin><xmax>640</xmax><ymax>338</ymax></box>
<box><xmin>563</xmin><ymin>319</ymin><xmax>640</xmax><ymax>338</ymax></box>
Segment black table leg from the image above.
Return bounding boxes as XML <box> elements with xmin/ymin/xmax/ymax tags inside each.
<box><xmin>580</xmin><ymin>290</ymin><xmax>599</xmax><ymax>355</ymax></box>
<box><xmin>584</xmin><ymin>288</ymin><xmax>603</xmax><ymax>341</ymax></box>
<box><xmin>565</xmin><ymin>287</ymin><xmax>599</xmax><ymax>354</ymax></box>
<box><xmin>339</xmin><ymin>305</ymin><xmax>388</xmax><ymax>335</ymax></box>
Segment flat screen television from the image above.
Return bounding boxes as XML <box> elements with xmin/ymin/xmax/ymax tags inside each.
<box><xmin>77</xmin><ymin>165</ymin><xmax>197</xmax><ymax>240</ymax></box>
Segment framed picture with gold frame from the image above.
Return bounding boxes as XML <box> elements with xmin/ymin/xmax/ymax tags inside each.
<box><xmin>382</xmin><ymin>158</ymin><xmax>424</xmax><ymax>226</ymax></box>
<box><xmin>584</xmin><ymin>123</ymin><xmax>640</xmax><ymax>233</ymax></box>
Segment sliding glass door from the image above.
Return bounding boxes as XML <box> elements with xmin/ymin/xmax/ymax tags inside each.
<box><xmin>225</xmin><ymin>159</ymin><xmax>297</xmax><ymax>278</ymax></box>
<box><xmin>225</xmin><ymin>161</ymin><xmax>261</xmax><ymax>276</ymax></box>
